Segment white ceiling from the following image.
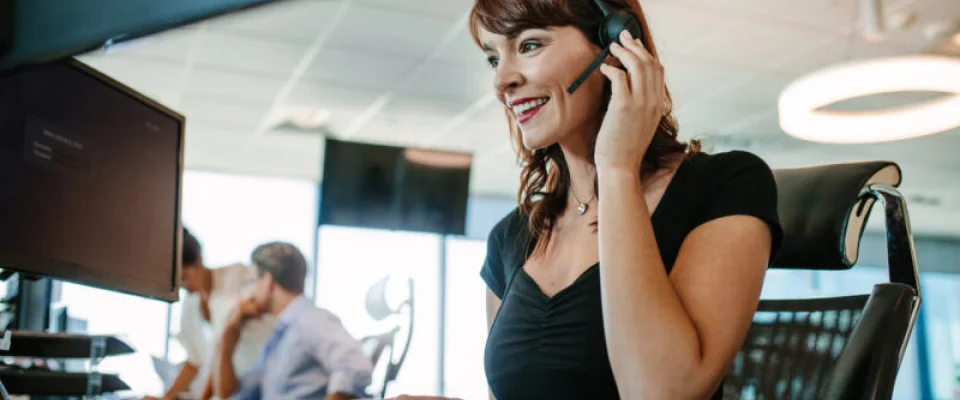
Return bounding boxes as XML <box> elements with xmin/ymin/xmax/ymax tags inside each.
<box><xmin>75</xmin><ymin>0</ymin><xmax>960</xmax><ymax>238</ymax></box>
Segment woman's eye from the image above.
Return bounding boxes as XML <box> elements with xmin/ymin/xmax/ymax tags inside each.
<box><xmin>487</xmin><ymin>56</ymin><xmax>499</xmax><ymax>68</ymax></box>
<box><xmin>519</xmin><ymin>41</ymin><xmax>541</xmax><ymax>53</ymax></box>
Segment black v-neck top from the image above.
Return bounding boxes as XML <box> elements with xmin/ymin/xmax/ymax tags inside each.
<box><xmin>480</xmin><ymin>151</ymin><xmax>783</xmax><ymax>400</ymax></box>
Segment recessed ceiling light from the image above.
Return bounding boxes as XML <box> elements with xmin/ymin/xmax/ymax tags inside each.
<box><xmin>778</xmin><ymin>55</ymin><xmax>960</xmax><ymax>144</ymax></box>
<box><xmin>264</xmin><ymin>105</ymin><xmax>331</xmax><ymax>131</ymax></box>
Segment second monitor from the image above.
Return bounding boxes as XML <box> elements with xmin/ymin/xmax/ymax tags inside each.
<box><xmin>319</xmin><ymin>138</ymin><xmax>472</xmax><ymax>236</ymax></box>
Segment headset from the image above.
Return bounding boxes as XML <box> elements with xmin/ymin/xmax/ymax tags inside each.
<box><xmin>567</xmin><ymin>0</ymin><xmax>645</xmax><ymax>94</ymax></box>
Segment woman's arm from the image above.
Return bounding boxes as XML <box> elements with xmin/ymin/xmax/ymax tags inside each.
<box><xmin>157</xmin><ymin>362</ymin><xmax>198</xmax><ymax>400</ymax></box>
<box><xmin>486</xmin><ymin>288</ymin><xmax>502</xmax><ymax>400</ymax></box>
<box><xmin>596</xmin><ymin>168</ymin><xmax>770</xmax><ymax>399</ymax></box>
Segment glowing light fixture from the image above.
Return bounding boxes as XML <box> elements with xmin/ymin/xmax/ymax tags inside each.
<box><xmin>778</xmin><ymin>55</ymin><xmax>960</xmax><ymax>144</ymax></box>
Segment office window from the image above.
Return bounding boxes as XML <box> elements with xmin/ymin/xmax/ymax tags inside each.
<box><xmin>179</xmin><ymin>170</ymin><xmax>318</xmax><ymax>271</ymax></box>
<box><xmin>57</xmin><ymin>283</ymin><xmax>170</xmax><ymax>395</ymax></box>
<box><xmin>314</xmin><ymin>226</ymin><xmax>441</xmax><ymax>397</ymax></box>
<box><xmin>167</xmin><ymin>169</ymin><xmax>318</xmax><ymax>363</ymax></box>
<box><xmin>760</xmin><ymin>269</ymin><xmax>817</xmax><ymax>299</ymax></box>
<box><xmin>918</xmin><ymin>271</ymin><xmax>960</xmax><ymax>399</ymax></box>
<box><xmin>443</xmin><ymin>237</ymin><xmax>488</xmax><ymax>399</ymax></box>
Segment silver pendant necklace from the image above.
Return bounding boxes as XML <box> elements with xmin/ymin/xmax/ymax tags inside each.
<box><xmin>571</xmin><ymin>188</ymin><xmax>596</xmax><ymax>215</ymax></box>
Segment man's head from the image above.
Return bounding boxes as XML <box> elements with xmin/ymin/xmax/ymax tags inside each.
<box><xmin>180</xmin><ymin>227</ymin><xmax>206</xmax><ymax>293</ymax></box>
<box><xmin>249</xmin><ymin>241</ymin><xmax>307</xmax><ymax>314</ymax></box>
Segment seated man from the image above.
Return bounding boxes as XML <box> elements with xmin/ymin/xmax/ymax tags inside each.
<box><xmin>215</xmin><ymin>241</ymin><xmax>373</xmax><ymax>400</ymax></box>
<box><xmin>149</xmin><ymin>228</ymin><xmax>274</xmax><ymax>400</ymax></box>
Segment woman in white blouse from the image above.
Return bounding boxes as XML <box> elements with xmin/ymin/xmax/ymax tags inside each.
<box><xmin>147</xmin><ymin>229</ymin><xmax>275</xmax><ymax>400</ymax></box>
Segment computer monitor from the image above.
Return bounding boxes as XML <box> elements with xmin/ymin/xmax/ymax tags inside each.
<box><xmin>0</xmin><ymin>58</ymin><xmax>184</xmax><ymax>302</ymax></box>
<box><xmin>319</xmin><ymin>138</ymin><xmax>473</xmax><ymax>236</ymax></box>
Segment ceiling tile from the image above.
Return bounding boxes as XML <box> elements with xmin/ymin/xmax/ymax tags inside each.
<box><xmin>349</xmin><ymin>114</ymin><xmax>452</xmax><ymax>148</ymax></box>
<box><xmin>643</xmin><ymin>1</ymin><xmax>734</xmax><ymax>53</ymax></box>
<box><xmin>180</xmin><ymin>96</ymin><xmax>271</xmax><ymax>129</ymax></box>
<box><xmin>286</xmin><ymin>80</ymin><xmax>384</xmax><ymax>111</ymax></box>
<box><xmin>325</xmin><ymin>3</ymin><xmax>460</xmax><ymax>59</ymax></box>
<box><xmin>434</xmin><ymin>28</ymin><xmax>485</xmax><ymax>66</ymax></box>
<box><xmin>713</xmin><ymin>107</ymin><xmax>783</xmax><ymax>137</ymax></box>
<box><xmin>749</xmin><ymin>0</ymin><xmax>857</xmax><ymax>35</ymax></box>
<box><xmin>322</xmin><ymin>110</ymin><xmax>366</xmax><ymax>135</ymax></box>
<box><xmin>403</xmin><ymin>60</ymin><xmax>493</xmax><ymax>102</ymax></box>
<box><xmin>882</xmin><ymin>0</ymin><xmax>960</xmax><ymax>48</ymax></box>
<box><xmin>380</xmin><ymin>92</ymin><xmax>475</xmax><ymax>118</ymax></box>
<box><xmin>186</xmin><ymin>125</ymin><xmax>321</xmax><ymax>181</ymax></box>
<box><xmin>186</xmin><ymin>67</ymin><xmax>287</xmax><ymax>103</ymax></box>
<box><xmin>770</xmin><ymin>36</ymin><xmax>922</xmax><ymax>75</ymax></box>
<box><xmin>674</xmin><ymin>100</ymin><xmax>755</xmax><ymax>136</ymax></box>
<box><xmin>662</xmin><ymin>0</ymin><xmax>764</xmax><ymax>12</ymax></box>
<box><xmin>204</xmin><ymin>0</ymin><xmax>343</xmax><ymax>42</ymax></box>
<box><xmin>703</xmin><ymin>71</ymin><xmax>794</xmax><ymax>109</ymax></box>
<box><xmin>304</xmin><ymin>48</ymin><xmax>419</xmax><ymax>91</ymax></box>
<box><xmin>194</xmin><ymin>31</ymin><xmax>307</xmax><ymax>76</ymax></box>
<box><xmin>680</xmin><ymin>18</ymin><xmax>836</xmax><ymax>71</ymax></box>
<box><xmin>354</xmin><ymin>0</ymin><xmax>471</xmax><ymax>19</ymax></box>
<box><xmin>77</xmin><ymin>56</ymin><xmax>185</xmax><ymax>100</ymax></box>
<box><xmin>662</xmin><ymin>55</ymin><xmax>757</xmax><ymax>106</ymax></box>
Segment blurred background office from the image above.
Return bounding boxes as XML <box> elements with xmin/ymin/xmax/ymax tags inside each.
<box><xmin>2</xmin><ymin>0</ymin><xmax>960</xmax><ymax>399</ymax></box>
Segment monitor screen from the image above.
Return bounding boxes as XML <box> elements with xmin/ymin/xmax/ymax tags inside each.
<box><xmin>0</xmin><ymin>59</ymin><xmax>184</xmax><ymax>302</ymax></box>
<box><xmin>319</xmin><ymin>139</ymin><xmax>472</xmax><ymax>236</ymax></box>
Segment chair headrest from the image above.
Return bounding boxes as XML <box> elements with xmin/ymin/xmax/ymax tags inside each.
<box><xmin>366</xmin><ymin>276</ymin><xmax>394</xmax><ymax>321</ymax></box>
<box><xmin>772</xmin><ymin>161</ymin><xmax>901</xmax><ymax>270</ymax></box>
<box><xmin>365</xmin><ymin>276</ymin><xmax>414</xmax><ymax>321</ymax></box>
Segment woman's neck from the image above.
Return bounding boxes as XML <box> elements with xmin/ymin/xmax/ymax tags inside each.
<box><xmin>200</xmin><ymin>268</ymin><xmax>214</xmax><ymax>296</ymax></box>
<box><xmin>559</xmin><ymin>140</ymin><xmax>597</xmax><ymax>210</ymax></box>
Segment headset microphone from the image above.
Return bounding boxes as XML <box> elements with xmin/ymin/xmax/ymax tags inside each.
<box><xmin>567</xmin><ymin>0</ymin><xmax>645</xmax><ymax>94</ymax></box>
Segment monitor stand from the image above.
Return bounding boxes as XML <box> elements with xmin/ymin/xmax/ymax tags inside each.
<box><xmin>1</xmin><ymin>272</ymin><xmax>53</xmax><ymax>332</ymax></box>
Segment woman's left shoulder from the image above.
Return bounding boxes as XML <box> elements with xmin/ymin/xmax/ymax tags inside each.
<box><xmin>688</xmin><ymin>150</ymin><xmax>776</xmax><ymax>187</ymax></box>
<box><xmin>694</xmin><ymin>150</ymin><xmax>772</xmax><ymax>171</ymax></box>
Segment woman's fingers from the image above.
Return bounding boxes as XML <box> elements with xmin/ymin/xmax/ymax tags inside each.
<box><xmin>599</xmin><ymin>63</ymin><xmax>629</xmax><ymax>104</ymax></box>
<box><xmin>607</xmin><ymin>42</ymin><xmax>640</xmax><ymax>96</ymax></box>
<box><xmin>616</xmin><ymin>30</ymin><xmax>664</xmax><ymax>103</ymax></box>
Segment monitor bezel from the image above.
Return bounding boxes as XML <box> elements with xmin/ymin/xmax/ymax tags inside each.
<box><xmin>0</xmin><ymin>58</ymin><xmax>186</xmax><ymax>302</ymax></box>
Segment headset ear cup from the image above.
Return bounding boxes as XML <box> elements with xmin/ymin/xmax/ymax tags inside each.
<box><xmin>600</xmin><ymin>11</ymin><xmax>644</xmax><ymax>46</ymax></box>
<box><xmin>596</xmin><ymin>21</ymin><xmax>609</xmax><ymax>48</ymax></box>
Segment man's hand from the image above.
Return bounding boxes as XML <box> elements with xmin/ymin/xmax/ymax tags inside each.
<box><xmin>222</xmin><ymin>297</ymin><xmax>263</xmax><ymax>352</ymax></box>
<box><xmin>323</xmin><ymin>393</ymin><xmax>354</xmax><ymax>400</ymax></box>
<box><xmin>226</xmin><ymin>297</ymin><xmax>263</xmax><ymax>331</ymax></box>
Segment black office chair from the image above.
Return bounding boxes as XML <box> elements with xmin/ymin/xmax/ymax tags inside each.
<box><xmin>724</xmin><ymin>161</ymin><xmax>921</xmax><ymax>400</ymax></box>
<box><xmin>360</xmin><ymin>276</ymin><xmax>414</xmax><ymax>399</ymax></box>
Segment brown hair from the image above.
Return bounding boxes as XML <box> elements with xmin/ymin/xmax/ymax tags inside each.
<box><xmin>469</xmin><ymin>0</ymin><xmax>700</xmax><ymax>254</ymax></box>
<box><xmin>251</xmin><ymin>241</ymin><xmax>307</xmax><ymax>294</ymax></box>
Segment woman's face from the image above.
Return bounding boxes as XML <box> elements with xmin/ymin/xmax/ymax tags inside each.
<box><xmin>478</xmin><ymin>26</ymin><xmax>608</xmax><ymax>151</ymax></box>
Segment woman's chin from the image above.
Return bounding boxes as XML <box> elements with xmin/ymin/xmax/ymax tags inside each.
<box><xmin>522</xmin><ymin>135</ymin><xmax>557</xmax><ymax>152</ymax></box>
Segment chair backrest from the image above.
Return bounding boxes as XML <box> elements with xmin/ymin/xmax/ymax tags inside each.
<box><xmin>363</xmin><ymin>276</ymin><xmax>415</xmax><ymax>399</ymax></box>
<box><xmin>724</xmin><ymin>161</ymin><xmax>922</xmax><ymax>400</ymax></box>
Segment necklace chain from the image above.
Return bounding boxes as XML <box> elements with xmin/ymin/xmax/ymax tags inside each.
<box><xmin>571</xmin><ymin>186</ymin><xmax>595</xmax><ymax>215</ymax></box>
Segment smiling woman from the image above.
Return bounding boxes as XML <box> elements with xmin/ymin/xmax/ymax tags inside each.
<box><xmin>390</xmin><ymin>1</ymin><xmax>783</xmax><ymax>400</ymax></box>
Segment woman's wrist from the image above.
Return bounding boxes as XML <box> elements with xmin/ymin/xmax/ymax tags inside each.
<box><xmin>596</xmin><ymin>165</ymin><xmax>641</xmax><ymax>187</ymax></box>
